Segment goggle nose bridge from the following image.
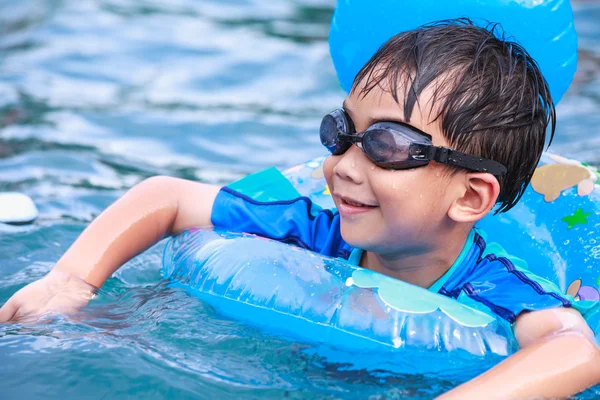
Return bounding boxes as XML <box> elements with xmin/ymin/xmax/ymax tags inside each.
<box><xmin>337</xmin><ymin>133</ymin><xmax>363</xmax><ymax>144</ymax></box>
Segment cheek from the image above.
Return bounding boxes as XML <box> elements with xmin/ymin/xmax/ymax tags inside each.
<box><xmin>372</xmin><ymin>170</ymin><xmax>449</xmax><ymax>224</ymax></box>
<box><xmin>372</xmin><ymin>169</ymin><xmax>416</xmax><ymax>201</ymax></box>
<box><xmin>370</xmin><ymin>171</ymin><xmax>415</xmax><ymax>227</ymax></box>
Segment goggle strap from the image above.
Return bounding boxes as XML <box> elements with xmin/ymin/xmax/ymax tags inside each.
<box><xmin>431</xmin><ymin>147</ymin><xmax>507</xmax><ymax>177</ymax></box>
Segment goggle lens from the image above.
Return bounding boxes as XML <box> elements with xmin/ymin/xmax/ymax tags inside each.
<box><xmin>319</xmin><ymin>109</ymin><xmax>352</xmax><ymax>155</ymax></box>
<box><xmin>362</xmin><ymin>128</ymin><xmax>409</xmax><ymax>163</ymax></box>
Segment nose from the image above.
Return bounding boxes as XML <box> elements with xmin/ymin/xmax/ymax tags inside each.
<box><xmin>332</xmin><ymin>144</ymin><xmax>368</xmax><ymax>184</ymax></box>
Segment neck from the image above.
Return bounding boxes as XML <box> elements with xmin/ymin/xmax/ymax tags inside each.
<box><xmin>360</xmin><ymin>226</ymin><xmax>473</xmax><ymax>289</ymax></box>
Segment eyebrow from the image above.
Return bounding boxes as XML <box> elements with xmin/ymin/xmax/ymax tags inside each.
<box><xmin>342</xmin><ymin>99</ymin><xmax>407</xmax><ymax>127</ymax></box>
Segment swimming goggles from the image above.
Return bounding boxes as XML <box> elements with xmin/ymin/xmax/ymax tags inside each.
<box><xmin>320</xmin><ymin>108</ymin><xmax>507</xmax><ymax>177</ymax></box>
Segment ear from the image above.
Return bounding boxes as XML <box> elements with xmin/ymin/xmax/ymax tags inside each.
<box><xmin>447</xmin><ymin>173</ymin><xmax>500</xmax><ymax>223</ymax></box>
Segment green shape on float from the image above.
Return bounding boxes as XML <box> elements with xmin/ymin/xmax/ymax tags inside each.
<box><xmin>562</xmin><ymin>208</ymin><xmax>592</xmax><ymax>230</ymax></box>
<box><xmin>349</xmin><ymin>269</ymin><xmax>496</xmax><ymax>328</ymax></box>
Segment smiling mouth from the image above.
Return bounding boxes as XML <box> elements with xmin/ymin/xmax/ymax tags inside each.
<box><xmin>340</xmin><ymin>197</ymin><xmax>378</xmax><ymax>208</ymax></box>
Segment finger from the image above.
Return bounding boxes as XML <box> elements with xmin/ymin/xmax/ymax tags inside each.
<box><xmin>0</xmin><ymin>299</ymin><xmax>18</xmax><ymax>323</ymax></box>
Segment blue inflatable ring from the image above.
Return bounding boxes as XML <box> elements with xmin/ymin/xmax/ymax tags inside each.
<box><xmin>163</xmin><ymin>229</ymin><xmax>517</xmax><ymax>356</ymax></box>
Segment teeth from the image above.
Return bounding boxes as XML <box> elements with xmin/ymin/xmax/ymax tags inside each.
<box><xmin>346</xmin><ymin>199</ymin><xmax>366</xmax><ymax>207</ymax></box>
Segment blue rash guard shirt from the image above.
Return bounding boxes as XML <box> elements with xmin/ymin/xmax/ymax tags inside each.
<box><xmin>211</xmin><ymin>186</ymin><xmax>575</xmax><ymax>324</ymax></box>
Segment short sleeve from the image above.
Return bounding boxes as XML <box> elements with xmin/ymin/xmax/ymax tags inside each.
<box><xmin>211</xmin><ymin>187</ymin><xmax>351</xmax><ymax>259</ymax></box>
<box><xmin>458</xmin><ymin>256</ymin><xmax>573</xmax><ymax>323</ymax></box>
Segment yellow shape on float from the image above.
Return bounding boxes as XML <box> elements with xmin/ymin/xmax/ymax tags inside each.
<box><xmin>531</xmin><ymin>164</ymin><xmax>595</xmax><ymax>202</ymax></box>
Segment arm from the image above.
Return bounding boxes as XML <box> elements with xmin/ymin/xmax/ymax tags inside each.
<box><xmin>0</xmin><ymin>176</ymin><xmax>220</xmax><ymax>321</ymax></box>
<box><xmin>437</xmin><ymin>308</ymin><xmax>600</xmax><ymax>399</ymax></box>
<box><xmin>55</xmin><ymin>176</ymin><xmax>220</xmax><ymax>287</ymax></box>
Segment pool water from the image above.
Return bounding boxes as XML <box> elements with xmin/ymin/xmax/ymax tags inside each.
<box><xmin>0</xmin><ymin>0</ymin><xmax>599</xmax><ymax>398</ymax></box>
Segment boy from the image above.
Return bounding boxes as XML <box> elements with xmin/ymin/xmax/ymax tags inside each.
<box><xmin>1</xmin><ymin>20</ymin><xmax>599</xmax><ymax>399</ymax></box>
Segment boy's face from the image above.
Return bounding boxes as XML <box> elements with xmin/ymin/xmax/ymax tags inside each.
<box><xmin>323</xmin><ymin>81</ymin><xmax>466</xmax><ymax>255</ymax></box>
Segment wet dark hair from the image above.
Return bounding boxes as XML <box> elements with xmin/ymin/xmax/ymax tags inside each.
<box><xmin>352</xmin><ymin>18</ymin><xmax>556</xmax><ymax>213</ymax></box>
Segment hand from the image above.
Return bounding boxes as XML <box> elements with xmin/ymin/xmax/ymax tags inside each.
<box><xmin>0</xmin><ymin>270</ymin><xmax>97</xmax><ymax>323</ymax></box>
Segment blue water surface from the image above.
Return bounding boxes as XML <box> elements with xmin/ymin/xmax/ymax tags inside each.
<box><xmin>0</xmin><ymin>0</ymin><xmax>599</xmax><ymax>399</ymax></box>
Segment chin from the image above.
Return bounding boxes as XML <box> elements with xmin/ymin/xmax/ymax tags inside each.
<box><xmin>339</xmin><ymin>223</ymin><xmax>378</xmax><ymax>250</ymax></box>
<box><xmin>339</xmin><ymin>224</ymin><xmax>360</xmax><ymax>247</ymax></box>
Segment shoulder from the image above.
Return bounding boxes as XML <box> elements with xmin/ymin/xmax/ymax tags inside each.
<box><xmin>212</xmin><ymin>186</ymin><xmax>351</xmax><ymax>259</ymax></box>
<box><xmin>215</xmin><ymin>186</ymin><xmax>331</xmax><ymax>217</ymax></box>
<box><xmin>213</xmin><ymin>186</ymin><xmax>339</xmax><ymax>227</ymax></box>
<box><xmin>438</xmin><ymin>231</ymin><xmax>572</xmax><ymax>323</ymax></box>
